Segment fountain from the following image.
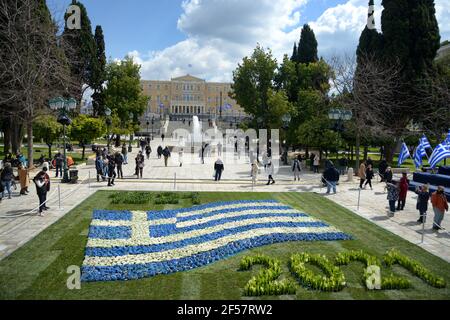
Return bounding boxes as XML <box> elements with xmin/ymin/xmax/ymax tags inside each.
<box><xmin>191</xmin><ymin>116</ymin><xmax>203</xmax><ymax>152</ymax></box>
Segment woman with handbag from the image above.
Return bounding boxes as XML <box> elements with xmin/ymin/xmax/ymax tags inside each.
<box><xmin>18</xmin><ymin>163</ymin><xmax>30</xmax><ymax>195</ymax></box>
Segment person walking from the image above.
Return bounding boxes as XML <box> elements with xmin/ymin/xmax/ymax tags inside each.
<box><xmin>115</xmin><ymin>152</ymin><xmax>124</xmax><ymax>179</ymax></box>
<box><xmin>136</xmin><ymin>152</ymin><xmax>145</xmax><ymax>179</ymax></box>
<box><xmin>384</xmin><ymin>166</ymin><xmax>393</xmax><ymax>184</ymax></box>
<box><xmin>178</xmin><ymin>148</ymin><xmax>184</xmax><ymax>167</ymax></box>
<box><xmin>214</xmin><ymin>158</ymin><xmax>224</xmax><ymax>181</ymax></box>
<box><xmin>102</xmin><ymin>157</ymin><xmax>109</xmax><ymax>180</ymax></box>
<box><xmin>292</xmin><ymin>158</ymin><xmax>301</xmax><ymax>181</ymax></box>
<box><xmin>162</xmin><ymin>146</ymin><xmax>171</xmax><ymax>167</ymax></box>
<box><xmin>364</xmin><ymin>164</ymin><xmax>374</xmax><ymax>190</ymax></box>
<box><xmin>379</xmin><ymin>158</ymin><xmax>388</xmax><ymax>182</ymax></box>
<box><xmin>157</xmin><ymin>145</ymin><xmax>163</xmax><ymax>159</ymax></box>
<box><xmin>145</xmin><ymin>144</ymin><xmax>152</xmax><ymax>160</ymax></box>
<box><xmin>161</xmin><ymin>134</ymin><xmax>165</xmax><ymax>142</ymax></box>
<box><xmin>266</xmin><ymin>161</ymin><xmax>275</xmax><ymax>185</ymax></box>
<box><xmin>262</xmin><ymin>151</ymin><xmax>269</xmax><ymax>172</ymax></box>
<box><xmin>1</xmin><ymin>162</ymin><xmax>14</xmax><ymax>199</ymax></box>
<box><xmin>397</xmin><ymin>172</ymin><xmax>409</xmax><ymax>211</ymax></box>
<box><xmin>415</xmin><ymin>185</ymin><xmax>430</xmax><ymax>223</ymax></box>
<box><xmin>107</xmin><ymin>157</ymin><xmax>116</xmax><ymax>187</ymax></box>
<box><xmin>33</xmin><ymin>167</ymin><xmax>50</xmax><ymax>216</ymax></box>
<box><xmin>217</xmin><ymin>142</ymin><xmax>223</xmax><ymax>157</ymax></box>
<box><xmin>313</xmin><ymin>154</ymin><xmax>320</xmax><ymax>174</ymax></box>
<box><xmin>323</xmin><ymin>163</ymin><xmax>340</xmax><ymax>194</ymax></box>
<box><xmin>386</xmin><ymin>181</ymin><xmax>400</xmax><ymax>216</ymax></box>
<box><xmin>18</xmin><ymin>163</ymin><xmax>30</xmax><ymax>195</ymax></box>
<box><xmin>95</xmin><ymin>156</ymin><xmax>104</xmax><ymax>182</ymax></box>
<box><xmin>359</xmin><ymin>161</ymin><xmax>367</xmax><ymax>189</ymax></box>
<box><xmin>54</xmin><ymin>152</ymin><xmax>63</xmax><ymax>178</ymax></box>
<box><xmin>251</xmin><ymin>160</ymin><xmax>259</xmax><ymax>185</ymax></box>
<box><xmin>430</xmin><ymin>186</ymin><xmax>448</xmax><ymax>231</ymax></box>
<box><xmin>121</xmin><ymin>143</ymin><xmax>128</xmax><ymax>165</ymax></box>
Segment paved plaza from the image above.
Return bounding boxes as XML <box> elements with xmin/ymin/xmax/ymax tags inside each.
<box><xmin>1</xmin><ymin>138</ymin><xmax>449</xmax><ymax>263</ymax></box>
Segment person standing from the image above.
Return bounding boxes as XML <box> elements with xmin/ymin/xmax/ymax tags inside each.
<box><xmin>107</xmin><ymin>157</ymin><xmax>116</xmax><ymax>187</ymax></box>
<box><xmin>145</xmin><ymin>144</ymin><xmax>152</xmax><ymax>160</ymax></box>
<box><xmin>262</xmin><ymin>151</ymin><xmax>269</xmax><ymax>172</ymax></box>
<box><xmin>384</xmin><ymin>166</ymin><xmax>393</xmax><ymax>184</ymax></box>
<box><xmin>161</xmin><ymin>134</ymin><xmax>165</xmax><ymax>142</ymax></box>
<box><xmin>33</xmin><ymin>167</ymin><xmax>50</xmax><ymax>216</ymax></box>
<box><xmin>430</xmin><ymin>186</ymin><xmax>448</xmax><ymax>231</ymax></box>
<box><xmin>309</xmin><ymin>153</ymin><xmax>315</xmax><ymax>172</ymax></box>
<box><xmin>379</xmin><ymin>158</ymin><xmax>388</xmax><ymax>182</ymax></box>
<box><xmin>121</xmin><ymin>143</ymin><xmax>128</xmax><ymax>165</ymax></box>
<box><xmin>397</xmin><ymin>173</ymin><xmax>409</xmax><ymax>211</ymax></box>
<box><xmin>102</xmin><ymin>158</ymin><xmax>109</xmax><ymax>180</ymax></box>
<box><xmin>115</xmin><ymin>152</ymin><xmax>124</xmax><ymax>179</ymax></box>
<box><xmin>136</xmin><ymin>152</ymin><xmax>145</xmax><ymax>179</ymax></box>
<box><xmin>162</xmin><ymin>146</ymin><xmax>171</xmax><ymax>167</ymax></box>
<box><xmin>217</xmin><ymin>142</ymin><xmax>223</xmax><ymax>157</ymax></box>
<box><xmin>292</xmin><ymin>158</ymin><xmax>301</xmax><ymax>181</ymax></box>
<box><xmin>140</xmin><ymin>138</ymin><xmax>146</xmax><ymax>153</ymax></box>
<box><xmin>214</xmin><ymin>159</ymin><xmax>224</xmax><ymax>181</ymax></box>
<box><xmin>266</xmin><ymin>161</ymin><xmax>275</xmax><ymax>185</ymax></box>
<box><xmin>359</xmin><ymin>161</ymin><xmax>367</xmax><ymax>189</ymax></box>
<box><xmin>386</xmin><ymin>181</ymin><xmax>400</xmax><ymax>215</ymax></box>
<box><xmin>1</xmin><ymin>162</ymin><xmax>14</xmax><ymax>199</ymax></box>
<box><xmin>364</xmin><ymin>164</ymin><xmax>374</xmax><ymax>190</ymax></box>
<box><xmin>251</xmin><ymin>160</ymin><xmax>259</xmax><ymax>185</ymax></box>
<box><xmin>323</xmin><ymin>163</ymin><xmax>340</xmax><ymax>194</ymax></box>
<box><xmin>54</xmin><ymin>152</ymin><xmax>63</xmax><ymax>178</ymax></box>
<box><xmin>415</xmin><ymin>185</ymin><xmax>430</xmax><ymax>223</ymax></box>
<box><xmin>313</xmin><ymin>154</ymin><xmax>320</xmax><ymax>174</ymax></box>
<box><xmin>18</xmin><ymin>163</ymin><xmax>30</xmax><ymax>195</ymax></box>
<box><xmin>178</xmin><ymin>148</ymin><xmax>184</xmax><ymax>167</ymax></box>
<box><xmin>95</xmin><ymin>156</ymin><xmax>104</xmax><ymax>182</ymax></box>
<box><xmin>157</xmin><ymin>145</ymin><xmax>163</xmax><ymax>159</ymax></box>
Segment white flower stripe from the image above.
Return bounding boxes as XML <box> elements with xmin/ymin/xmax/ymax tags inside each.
<box><xmin>175</xmin><ymin>201</ymin><xmax>285</xmax><ymax>218</ymax></box>
<box><xmin>91</xmin><ymin>217</ymin><xmax>177</xmax><ymax>227</ymax></box>
<box><xmin>82</xmin><ymin>227</ymin><xmax>341</xmax><ymax>267</ymax></box>
<box><xmin>85</xmin><ymin>216</ymin><xmax>323</xmax><ymax>248</ymax></box>
<box><xmin>176</xmin><ymin>209</ymin><xmax>303</xmax><ymax>228</ymax></box>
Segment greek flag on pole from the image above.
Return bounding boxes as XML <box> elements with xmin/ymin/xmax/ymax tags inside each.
<box><xmin>414</xmin><ymin>141</ymin><xmax>427</xmax><ymax>169</ymax></box>
<box><xmin>224</xmin><ymin>102</ymin><xmax>232</xmax><ymax>110</ymax></box>
<box><xmin>429</xmin><ymin>143</ymin><xmax>450</xmax><ymax>168</ymax></box>
<box><xmin>421</xmin><ymin>135</ymin><xmax>432</xmax><ymax>150</ymax></box>
<box><xmin>80</xmin><ymin>200</ymin><xmax>352</xmax><ymax>282</ymax></box>
<box><xmin>159</xmin><ymin>103</ymin><xmax>164</xmax><ymax>108</ymax></box>
<box><xmin>398</xmin><ymin>142</ymin><xmax>411</xmax><ymax>166</ymax></box>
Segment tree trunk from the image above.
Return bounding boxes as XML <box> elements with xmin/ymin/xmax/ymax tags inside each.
<box><xmin>115</xmin><ymin>134</ymin><xmax>121</xmax><ymax>147</ymax></box>
<box><xmin>355</xmin><ymin>131</ymin><xmax>361</xmax><ymax>171</ymax></box>
<box><xmin>82</xmin><ymin>145</ymin><xmax>86</xmax><ymax>160</ymax></box>
<box><xmin>350</xmin><ymin>145</ymin><xmax>354</xmax><ymax>161</ymax></box>
<box><xmin>363</xmin><ymin>146</ymin><xmax>369</xmax><ymax>161</ymax></box>
<box><xmin>385</xmin><ymin>142</ymin><xmax>396</xmax><ymax>164</ymax></box>
<box><xmin>2</xmin><ymin>118</ymin><xmax>11</xmax><ymax>154</ymax></box>
<box><xmin>26</xmin><ymin>119</ymin><xmax>34</xmax><ymax>169</ymax></box>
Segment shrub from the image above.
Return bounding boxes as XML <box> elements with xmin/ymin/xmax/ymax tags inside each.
<box><xmin>154</xmin><ymin>192</ymin><xmax>180</xmax><ymax>205</ymax></box>
<box><xmin>109</xmin><ymin>192</ymin><xmax>152</xmax><ymax>205</ymax></box>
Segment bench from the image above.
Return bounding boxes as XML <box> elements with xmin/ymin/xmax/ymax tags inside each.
<box><xmin>391</xmin><ymin>168</ymin><xmax>410</xmax><ymax>174</ymax></box>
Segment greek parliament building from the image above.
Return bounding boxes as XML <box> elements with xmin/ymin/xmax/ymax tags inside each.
<box><xmin>140</xmin><ymin>74</ymin><xmax>247</xmax><ymax>122</ymax></box>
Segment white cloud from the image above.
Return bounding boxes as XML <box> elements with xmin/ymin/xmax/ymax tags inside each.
<box><xmin>126</xmin><ymin>0</ymin><xmax>450</xmax><ymax>82</ymax></box>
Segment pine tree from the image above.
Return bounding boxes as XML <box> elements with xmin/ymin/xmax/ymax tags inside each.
<box><xmin>92</xmin><ymin>25</ymin><xmax>107</xmax><ymax>116</ymax></box>
<box><xmin>291</xmin><ymin>42</ymin><xmax>298</xmax><ymax>62</ymax></box>
<box><xmin>297</xmin><ymin>24</ymin><xmax>318</xmax><ymax>64</ymax></box>
<box><xmin>62</xmin><ymin>0</ymin><xmax>96</xmax><ymax>103</ymax></box>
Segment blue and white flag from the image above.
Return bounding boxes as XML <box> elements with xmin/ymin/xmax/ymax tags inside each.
<box><xmin>224</xmin><ymin>102</ymin><xmax>232</xmax><ymax>110</ymax></box>
<box><xmin>81</xmin><ymin>200</ymin><xmax>351</xmax><ymax>282</ymax></box>
<box><xmin>414</xmin><ymin>141</ymin><xmax>427</xmax><ymax>169</ymax></box>
<box><xmin>398</xmin><ymin>142</ymin><xmax>411</xmax><ymax>167</ymax></box>
<box><xmin>159</xmin><ymin>103</ymin><xmax>165</xmax><ymax>108</ymax></box>
<box><xmin>421</xmin><ymin>134</ymin><xmax>432</xmax><ymax>150</ymax></box>
<box><xmin>429</xmin><ymin>143</ymin><xmax>450</xmax><ymax>168</ymax></box>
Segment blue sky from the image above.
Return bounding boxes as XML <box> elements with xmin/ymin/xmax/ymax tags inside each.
<box><xmin>49</xmin><ymin>0</ymin><xmax>450</xmax><ymax>82</ymax></box>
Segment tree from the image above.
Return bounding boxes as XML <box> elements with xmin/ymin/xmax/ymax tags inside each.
<box><xmin>297</xmin><ymin>116</ymin><xmax>341</xmax><ymax>156</ymax></box>
<box><xmin>91</xmin><ymin>25</ymin><xmax>107</xmax><ymax>116</ymax></box>
<box><xmin>231</xmin><ymin>45</ymin><xmax>278</xmax><ymax>129</ymax></box>
<box><xmin>103</xmin><ymin>56</ymin><xmax>148</xmax><ymax>144</ymax></box>
<box><xmin>62</xmin><ymin>0</ymin><xmax>96</xmax><ymax>103</ymax></box>
<box><xmin>291</xmin><ymin>42</ymin><xmax>298</xmax><ymax>62</ymax></box>
<box><xmin>0</xmin><ymin>0</ymin><xmax>73</xmax><ymax>167</ymax></box>
<box><xmin>275</xmin><ymin>55</ymin><xmax>298</xmax><ymax>102</ymax></box>
<box><xmin>68</xmin><ymin>115</ymin><xmax>105</xmax><ymax>159</ymax></box>
<box><xmin>33</xmin><ymin>115</ymin><xmax>63</xmax><ymax>159</ymax></box>
<box><xmin>356</xmin><ymin>1</ymin><xmax>383</xmax><ymax>61</ymax></box>
<box><xmin>297</xmin><ymin>24</ymin><xmax>318</xmax><ymax>64</ymax></box>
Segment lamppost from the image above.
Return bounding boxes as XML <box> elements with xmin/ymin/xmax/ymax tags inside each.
<box><xmin>256</xmin><ymin>116</ymin><xmax>264</xmax><ymax>161</ymax></box>
<box><xmin>328</xmin><ymin>109</ymin><xmax>353</xmax><ymax>132</ymax></box>
<box><xmin>281</xmin><ymin>113</ymin><xmax>292</xmax><ymax>165</ymax></box>
<box><xmin>49</xmin><ymin>97</ymin><xmax>77</xmax><ymax>183</ymax></box>
<box><xmin>128</xmin><ymin>112</ymin><xmax>133</xmax><ymax>152</ymax></box>
<box><xmin>105</xmin><ymin>107</ymin><xmax>112</xmax><ymax>152</ymax></box>
<box><xmin>145</xmin><ymin>114</ymin><xmax>150</xmax><ymax>139</ymax></box>
<box><xmin>151</xmin><ymin>116</ymin><xmax>155</xmax><ymax>140</ymax></box>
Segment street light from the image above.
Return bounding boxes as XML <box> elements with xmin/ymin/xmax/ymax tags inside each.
<box><xmin>105</xmin><ymin>107</ymin><xmax>112</xmax><ymax>152</ymax></box>
<box><xmin>49</xmin><ymin>97</ymin><xmax>77</xmax><ymax>183</ymax></box>
<box><xmin>281</xmin><ymin>113</ymin><xmax>292</xmax><ymax>165</ymax></box>
<box><xmin>145</xmin><ymin>114</ymin><xmax>150</xmax><ymax>139</ymax></box>
<box><xmin>328</xmin><ymin>109</ymin><xmax>352</xmax><ymax>132</ymax></box>
<box><xmin>128</xmin><ymin>112</ymin><xmax>134</xmax><ymax>152</ymax></box>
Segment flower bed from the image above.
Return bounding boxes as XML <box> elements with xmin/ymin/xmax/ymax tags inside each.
<box><xmin>81</xmin><ymin>200</ymin><xmax>352</xmax><ymax>282</ymax></box>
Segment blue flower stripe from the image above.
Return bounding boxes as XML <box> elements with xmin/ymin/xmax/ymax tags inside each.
<box><xmin>81</xmin><ymin>232</ymin><xmax>352</xmax><ymax>282</ymax></box>
<box><xmin>93</xmin><ymin>210</ymin><xmax>132</xmax><ymax>221</ymax></box>
<box><xmin>89</xmin><ymin>226</ymin><xmax>132</xmax><ymax>239</ymax></box>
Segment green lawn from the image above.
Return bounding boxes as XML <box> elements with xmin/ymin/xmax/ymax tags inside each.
<box><xmin>0</xmin><ymin>146</ymin><xmax>94</xmax><ymax>164</ymax></box>
<box><xmin>0</xmin><ymin>191</ymin><xmax>449</xmax><ymax>300</ymax></box>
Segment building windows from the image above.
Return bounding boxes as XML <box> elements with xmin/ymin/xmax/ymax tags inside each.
<box><xmin>157</xmin><ymin>95</ymin><xmax>160</xmax><ymax>102</ymax></box>
<box><xmin>157</xmin><ymin>84</ymin><xmax>160</xmax><ymax>90</ymax></box>
<box><xmin>164</xmin><ymin>95</ymin><xmax>168</xmax><ymax>101</ymax></box>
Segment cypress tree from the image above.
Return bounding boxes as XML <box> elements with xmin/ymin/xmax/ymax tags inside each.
<box><xmin>92</xmin><ymin>25</ymin><xmax>107</xmax><ymax>116</ymax></box>
<box><xmin>356</xmin><ymin>0</ymin><xmax>383</xmax><ymax>60</ymax></box>
<box><xmin>297</xmin><ymin>24</ymin><xmax>318</xmax><ymax>64</ymax></box>
<box><xmin>291</xmin><ymin>42</ymin><xmax>298</xmax><ymax>62</ymax></box>
<box><xmin>62</xmin><ymin>0</ymin><xmax>96</xmax><ymax>103</ymax></box>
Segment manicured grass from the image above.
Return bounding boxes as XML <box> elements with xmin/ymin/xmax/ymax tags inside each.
<box><xmin>0</xmin><ymin>146</ymin><xmax>94</xmax><ymax>165</ymax></box>
<box><xmin>0</xmin><ymin>191</ymin><xmax>449</xmax><ymax>300</ymax></box>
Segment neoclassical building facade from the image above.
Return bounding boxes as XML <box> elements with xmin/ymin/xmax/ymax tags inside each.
<box><xmin>140</xmin><ymin>75</ymin><xmax>246</xmax><ymax>120</ymax></box>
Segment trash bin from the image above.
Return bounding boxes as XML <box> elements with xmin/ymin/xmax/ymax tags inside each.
<box><xmin>128</xmin><ymin>146</ymin><xmax>132</xmax><ymax>153</ymax></box>
<box><xmin>347</xmin><ymin>167</ymin><xmax>354</xmax><ymax>182</ymax></box>
<box><xmin>69</xmin><ymin>170</ymin><xmax>78</xmax><ymax>183</ymax></box>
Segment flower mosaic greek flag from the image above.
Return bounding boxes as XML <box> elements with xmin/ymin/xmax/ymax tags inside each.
<box><xmin>81</xmin><ymin>200</ymin><xmax>352</xmax><ymax>282</ymax></box>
